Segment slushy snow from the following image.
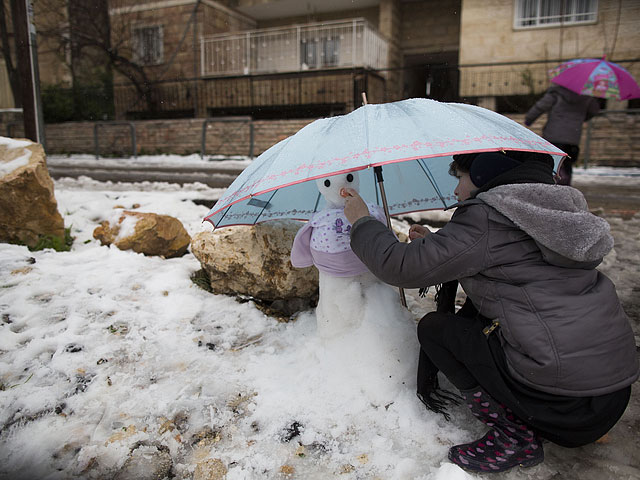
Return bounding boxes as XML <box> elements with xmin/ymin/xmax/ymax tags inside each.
<box><xmin>0</xmin><ymin>153</ymin><xmax>638</xmax><ymax>479</ymax></box>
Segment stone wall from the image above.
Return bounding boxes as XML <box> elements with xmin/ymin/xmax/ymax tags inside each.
<box><xmin>6</xmin><ymin>112</ymin><xmax>638</xmax><ymax>167</ymax></box>
<box><xmin>510</xmin><ymin>113</ymin><xmax>640</xmax><ymax>168</ymax></box>
<box><xmin>43</xmin><ymin>117</ymin><xmax>315</xmax><ymax>157</ymax></box>
<box><xmin>0</xmin><ymin>110</ymin><xmax>24</xmax><ymax>138</ymax></box>
<box><xmin>399</xmin><ymin>0</ymin><xmax>461</xmax><ymax>55</ymax></box>
<box><xmin>108</xmin><ymin>1</ymin><xmax>256</xmax><ymax>118</ymax></box>
<box><xmin>379</xmin><ymin>0</ymin><xmax>403</xmax><ymax>102</ymax></box>
<box><xmin>108</xmin><ymin>0</ymin><xmax>255</xmax><ymax>84</ymax></box>
<box><xmin>0</xmin><ymin>61</ymin><xmax>16</xmax><ymax>108</ymax></box>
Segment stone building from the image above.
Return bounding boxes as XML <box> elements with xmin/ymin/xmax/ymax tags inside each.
<box><xmin>0</xmin><ymin>0</ymin><xmax>75</xmax><ymax>107</ymax></box>
<box><xmin>459</xmin><ymin>0</ymin><xmax>640</xmax><ymax>111</ymax></box>
<box><xmin>108</xmin><ymin>0</ymin><xmax>403</xmax><ymax>119</ymax></box>
<box><xmin>107</xmin><ymin>0</ymin><xmax>640</xmax><ymax>118</ymax></box>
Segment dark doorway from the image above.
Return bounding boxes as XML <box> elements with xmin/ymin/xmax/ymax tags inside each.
<box><xmin>403</xmin><ymin>52</ymin><xmax>459</xmax><ymax>102</ymax></box>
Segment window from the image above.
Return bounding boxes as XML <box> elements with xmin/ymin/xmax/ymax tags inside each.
<box><xmin>514</xmin><ymin>0</ymin><xmax>598</xmax><ymax>28</ymax></box>
<box><xmin>133</xmin><ymin>25</ymin><xmax>163</xmax><ymax>65</ymax></box>
<box><xmin>300</xmin><ymin>36</ymin><xmax>340</xmax><ymax>69</ymax></box>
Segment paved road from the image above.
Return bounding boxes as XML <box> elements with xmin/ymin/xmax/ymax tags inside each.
<box><xmin>47</xmin><ymin>162</ymin><xmax>245</xmax><ymax>189</ymax></box>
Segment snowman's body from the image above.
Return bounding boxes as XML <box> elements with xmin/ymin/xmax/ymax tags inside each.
<box><xmin>291</xmin><ymin>172</ymin><xmax>390</xmax><ymax>338</ymax></box>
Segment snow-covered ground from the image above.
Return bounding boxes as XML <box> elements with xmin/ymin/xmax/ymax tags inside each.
<box><xmin>47</xmin><ymin>153</ymin><xmax>253</xmax><ymax>170</ymax></box>
<box><xmin>1</xmin><ymin>154</ymin><xmax>639</xmax><ymax>479</ymax></box>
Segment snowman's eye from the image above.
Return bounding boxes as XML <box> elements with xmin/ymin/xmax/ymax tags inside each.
<box><xmin>346</xmin><ymin>174</ymin><xmax>354</xmax><ymax>182</ymax></box>
<box><xmin>324</xmin><ymin>179</ymin><xmax>331</xmax><ymax>187</ymax></box>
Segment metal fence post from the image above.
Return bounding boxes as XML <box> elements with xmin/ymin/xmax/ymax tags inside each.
<box><xmin>249</xmin><ymin>120</ymin><xmax>254</xmax><ymax>158</ymax></box>
<box><xmin>583</xmin><ymin>118</ymin><xmax>592</xmax><ymax>170</ymax></box>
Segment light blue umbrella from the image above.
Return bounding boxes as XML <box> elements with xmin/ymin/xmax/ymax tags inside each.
<box><xmin>204</xmin><ymin>98</ymin><xmax>566</xmax><ymax>229</ymax></box>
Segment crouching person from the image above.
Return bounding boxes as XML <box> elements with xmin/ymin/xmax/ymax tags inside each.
<box><xmin>342</xmin><ymin>151</ymin><xmax>639</xmax><ymax>473</ymax></box>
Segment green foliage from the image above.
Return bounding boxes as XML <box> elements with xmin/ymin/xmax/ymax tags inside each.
<box><xmin>494</xmin><ymin>68</ymin><xmax>542</xmax><ymax>114</ymax></box>
<box><xmin>0</xmin><ymin>373</ymin><xmax>33</xmax><ymax>391</ymax></box>
<box><xmin>137</xmin><ymin>147</ymin><xmax>168</xmax><ymax>157</ymax></box>
<box><xmin>106</xmin><ymin>323</ymin><xmax>129</xmax><ymax>335</ymax></box>
<box><xmin>73</xmin><ymin>82</ymin><xmax>115</xmax><ymax>121</ymax></box>
<box><xmin>190</xmin><ymin>268</ymin><xmax>212</xmax><ymax>292</ymax></box>
<box><xmin>29</xmin><ymin>227</ymin><xmax>74</xmax><ymax>252</ymax></box>
<box><xmin>41</xmin><ymin>85</ymin><xmax>75</xmax><ymax>123</ymax></box>
<box><xmin>41</xmin><ymin>78</ymin><xmax>114</xmax><ymax>123</ymax></box>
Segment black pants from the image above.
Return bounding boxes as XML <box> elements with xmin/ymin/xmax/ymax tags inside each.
<box><xmin>416</xmin><ymin>307</ymin><xmax>631</xmax><ymax>448</ymax></box>
<box><xmin>417</xmin><ymin>300</ymin><xmax>480</xmax><ymax>392</ymax></box>
<box><xmin>552</xmin><ymin>142</ymin><xmax>580</xmax><ymax>185</ymax></box>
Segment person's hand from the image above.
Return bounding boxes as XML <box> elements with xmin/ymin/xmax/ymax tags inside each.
<box><xmin>342</xmin><ymin>188</ymin><xmax>369</xmax><ymax>225</ymax></box>
<box><xmin>408</xmin><ymin>224</ymin><xmax>430</xmax><ymax>241</ymax></box>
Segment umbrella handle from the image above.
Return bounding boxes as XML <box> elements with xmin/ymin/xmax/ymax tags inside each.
<box><xmin>374</xmin><ymin>166</ymin><xmax>408</xmax><ymax>308</ymax></box>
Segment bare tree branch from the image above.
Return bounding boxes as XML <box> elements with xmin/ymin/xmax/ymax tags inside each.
<box><xmin>35</xmin><ymin>0</ymin><xmax>159</xmax><ymax>114</ymax></box>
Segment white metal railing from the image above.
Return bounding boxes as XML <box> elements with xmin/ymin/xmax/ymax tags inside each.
<box><xmin>200</xmin><ymin>18</ymin><xmax>388</xmax><ymax>77</ymax></box>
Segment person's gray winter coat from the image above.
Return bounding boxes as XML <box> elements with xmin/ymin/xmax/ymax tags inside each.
<box><xmin>350</xmin><ymin>183</ymin><xmax>639</xmax><ymax>397</ymax></box>
<box><xmin>525</xmin><ymin>84</ymin><xmax>600</xmax><ymax>145</ymax></box>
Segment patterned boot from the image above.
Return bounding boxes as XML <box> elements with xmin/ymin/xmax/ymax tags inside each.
<box><xmin>448</xmin><ymin>387</ymin><xmax>544</xmax><ymax>473</ymax></box>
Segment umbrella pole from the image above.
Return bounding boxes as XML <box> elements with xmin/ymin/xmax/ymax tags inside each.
<box><xmin>374</xmin><ymin>166</ymin><xmax>408</xmax><ymax>308</ymax></box>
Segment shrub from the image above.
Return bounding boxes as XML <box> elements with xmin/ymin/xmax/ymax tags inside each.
<box><xmin>30</xmin><ymin>227</ymin><xmax>74</xmax><ymax>252</ymax></box>
<box><xmin>41</xmin><ymin>81</ymin><xmax>114</xmax><ymax>123</ymax></box>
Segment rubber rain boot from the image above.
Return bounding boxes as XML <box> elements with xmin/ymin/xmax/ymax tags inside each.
<box><xmin>448</xmin><ymin>387</ymin><xmax>544</xmax><ymax>473</ymax></box>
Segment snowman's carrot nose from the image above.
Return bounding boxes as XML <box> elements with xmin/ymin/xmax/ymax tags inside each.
<box><xmin>340</xmin><ymin>188</ymin><xmax>351</xmax><ymax>198</ymax></box>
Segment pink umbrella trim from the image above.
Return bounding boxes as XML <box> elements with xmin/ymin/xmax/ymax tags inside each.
<box><xmin>209</xmin><ymin>195</ymin><xmax>459</xmax><ymax>228</ymax></box>
<box><xmin>218</xmin><ymin>135</ymin><xmax>557</xmax><ymax>205</ymax></box>
<box><xmin>204</xmin><ymin>145</ymin><xmax>565</xmax><ymax>224</ymax></box>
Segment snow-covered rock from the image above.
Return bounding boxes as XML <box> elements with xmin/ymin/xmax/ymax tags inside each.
<box><xmin>93</xmin><ymin>210</ymin><xmax>191</xmax><ymax>258</ymax></box>
<box><xmin>0</xmin><ymin>138</ymin><xmax>65</xmax><ymax>248</ymax></box>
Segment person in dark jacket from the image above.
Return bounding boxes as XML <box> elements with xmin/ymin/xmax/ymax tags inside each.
<box><xmin>525</xmin><ymin>84</ymin><xmax>600</xmax><ymax>185</ymax></box>
<box><xmin>340</xmin><ymin>151</ymin><xmax>639</xmax><ymax>474</ymax></box>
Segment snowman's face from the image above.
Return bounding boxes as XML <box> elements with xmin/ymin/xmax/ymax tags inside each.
<box><xmin>315</xmin><ymin>171</ymin><xmax>360</xmax><ymax>208</ymax></box>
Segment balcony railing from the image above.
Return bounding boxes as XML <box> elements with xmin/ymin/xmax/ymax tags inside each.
<box><xmin>200</xmin><ymin>18</ymin><xmax>388</xmax><ymax>77</ymax></box>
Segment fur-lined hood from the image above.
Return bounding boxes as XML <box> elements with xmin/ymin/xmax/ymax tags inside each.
<box><xmin>477</xmin><ymin>184</ymin><xmax>613</xmax><ymax>267</ymax></box>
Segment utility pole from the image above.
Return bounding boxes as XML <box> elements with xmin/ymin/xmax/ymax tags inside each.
<box><xmin>11</xmin><ymin>0</ymin><xmax>45</xmax><ymax>147</ymax></box>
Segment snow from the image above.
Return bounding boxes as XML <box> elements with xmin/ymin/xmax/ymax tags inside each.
<box><xmin>0</xmin><ymin>153</ymin><xmax>639</xmax><ymax>479</ymax></box>
<box><xmin>47</xmin><ymin>152</ymin><xmax>253</xmax><ymax>171</ymax></box>
<box><xmin>0</xmin><ymin>137</ymin><xmax>32</xmax><ymax>178</ymax></box>
<box><xmin>0</xmin><ymin>151</ymin><xmax>30</xmax><ymax>178</ymax></box>
<box><xmin>0</xmin><ymin>137</ymin><xmax>33</xmax><ymax>150</ymax></box>
<box><xmin>111</xmin><ymin>211</ymin><xmax>137</xmax><ymax>241</ymax></box>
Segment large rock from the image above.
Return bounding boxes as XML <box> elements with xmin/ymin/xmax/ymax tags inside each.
<box><xmin>193</xmin><ymin>458</ymin><xmax>227</xmax><ymax>480</ymax></box>
<box><xmin>191</xmin><ymin>220</ymin><xmax>318</xmax><ymax>315</ymax></box>
<box><xmin>0</xmin><ymin>138</ymin><xmax>65</xmax><ymax>248</ymax></box>
<box><xmin>93</xmin><ymin>210</ymin><xmax>191</xmax><ymax>258</ymax></box>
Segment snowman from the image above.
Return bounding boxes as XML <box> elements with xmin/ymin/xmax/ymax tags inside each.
<box><xmin>290</xmin><ymin>171</ymin><xmax>393</xmax><ymax>338</ymax></box>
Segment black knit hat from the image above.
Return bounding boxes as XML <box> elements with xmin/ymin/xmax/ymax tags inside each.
<box><xmin>469</xmin><ymin>152</ymin><xmax>522</xmax><ymax>187</ymax></box>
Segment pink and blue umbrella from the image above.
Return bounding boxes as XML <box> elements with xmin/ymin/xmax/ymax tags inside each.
<box><xmin>204</xmin><ymin>98</ymin><xmax>566</xmax><ymax>229</ymax></box>
<box><xmin>549</xmin><ymin>57</ymin><xmax>640</xmax><ymax>100</ymax></box>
